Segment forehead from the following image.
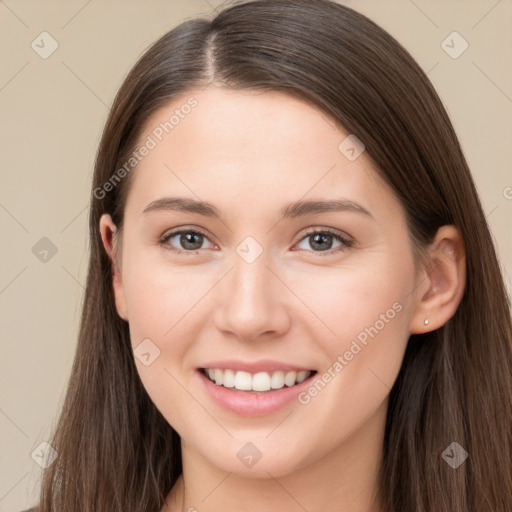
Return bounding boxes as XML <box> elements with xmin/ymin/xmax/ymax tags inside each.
<box><xmin>124</xmin><ymin>87</ymin><xmax>398</xmax><ymax>221</ymax></box>
<box><xmin>140</xmin><ymin>87</ymin><xmax>346</xmax><ymax>157</ymax></box>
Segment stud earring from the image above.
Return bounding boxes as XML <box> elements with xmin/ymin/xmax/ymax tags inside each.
<box><xmin>424</xmin><ymin>318</ymin><xmax>429</xmax><ymax>326</ymax></box>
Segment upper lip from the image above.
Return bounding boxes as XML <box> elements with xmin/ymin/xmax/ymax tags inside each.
<box><xmin>199</xmin><ymin>359</ymin><xmax>315</xmax><ymax>374</ymax></box>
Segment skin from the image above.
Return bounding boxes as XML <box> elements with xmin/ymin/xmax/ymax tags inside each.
<box><xmin>100</xmin><ymin>87</ymin><xmax>466</xmax><ymax>512</ymax></box>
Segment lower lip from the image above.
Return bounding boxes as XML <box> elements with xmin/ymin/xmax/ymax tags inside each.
<box><xmin>197</xmin><ymin>369</ymin><xmax>316</xmax><ymax>417</ymax></box>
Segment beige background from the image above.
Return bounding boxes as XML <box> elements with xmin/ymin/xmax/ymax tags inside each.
<box><xmin>1</xmin><ymin>1</ymin><xmax>511</xmax><ymax>510</ymax></box>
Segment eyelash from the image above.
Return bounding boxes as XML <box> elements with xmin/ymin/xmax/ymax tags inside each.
<box><xmin>158</xmin><ymin>226</ymin><xmax>354</xmax><ymax>256</ymax></box>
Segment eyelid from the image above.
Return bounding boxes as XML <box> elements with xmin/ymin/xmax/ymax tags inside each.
<box><xmin>159</xmin><ymin>226</ymin><xmax>354</xmax><ymax>254</ymax></box>
<box><xmin>158</xmin><ymin>225</ymin><xmax>216</xmax><ymax>253</ymax></box>
<box><xmin>293</xmin><ymin>226</ymin><xmax>354</xmax><ymax>255</ymax></box>
<box><xmin>295</xmin><ymin>226</ymin><xmax>352</xmax><ymax>244</ymax></box>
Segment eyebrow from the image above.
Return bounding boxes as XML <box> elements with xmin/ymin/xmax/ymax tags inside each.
<box><xmin>142</xmin><ymin>197</ymin><xmax>374</xmax><ymax>220</ymax></box>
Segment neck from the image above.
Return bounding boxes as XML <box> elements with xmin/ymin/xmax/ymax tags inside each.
<box><xmin>164</xmin><ymin>398</ymin><xmax>387</xmax><ymax>512</ymax></box>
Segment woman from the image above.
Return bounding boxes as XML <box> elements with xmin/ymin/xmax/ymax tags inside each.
<box><xmin>28</xmin><ymin>0</ymin><xmax>512</xmax><ymax>510</ymax></box>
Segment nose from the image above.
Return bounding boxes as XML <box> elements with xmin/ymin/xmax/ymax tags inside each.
<box><xmin>213</xmin><ymin>251</ymin><xmax>291</xmax><ymax>342</ymax></box>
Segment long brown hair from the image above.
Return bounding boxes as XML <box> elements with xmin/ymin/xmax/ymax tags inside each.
<box><xmin>38</xmin><ymin>1</ymin><xmax>512</xmax><ymax>510</ymax></box>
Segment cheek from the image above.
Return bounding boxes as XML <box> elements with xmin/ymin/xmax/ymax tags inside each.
<box><xmin>288</xmin><ymin>281</ymin><xmax>411</xmax><ymax>455</ymax></box>
<box><xmin>291</xmin><ymin>253</ymin><xmax>414</xmax><ymax>393</ymax></box>
<box><xmin>121</xmin><ymin>255</ymin><xmax>216</xmax><ymax>390</ymax></box>
<box><xmin>122</xmin><ymin>251</ymin><xmax>211</xmax><ymax>342</ymax></box>
<box><xmin>122</xmin><ymin>262</ymin><xmax>211</xmax><ymax>433</ymax></box>
<box><xmin>295</xmin><ymin>257</ymin><xmax>412</xmax><ymax>345</ymax></box>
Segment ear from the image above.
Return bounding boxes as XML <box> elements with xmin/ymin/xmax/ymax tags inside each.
<box><xmin>409</xmin><ymin>225</ymin><xmax>466</xmax><ymax>333</ymax></box>
<box><xmin>99</xmin><ymin>213</ymin><xmax>128</xmax><ymax>321</ymax></box>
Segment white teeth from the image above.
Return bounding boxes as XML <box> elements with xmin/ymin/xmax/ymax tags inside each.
<box><xmin>284</xmin><ymin>371</ymin><xmax>297</xmax><ymax>387</ymax></box>
<box><xmin>223</xmin><ymin>369</ymin><xmax>235</xmax><ymax>388</ymax></box>
<box><xmin>252</xmin><ymin>372</ymin><xmax>271</xmax><ymax>392</ymax></box>
<box><xmin>270</xmin><ymin>371</ymin><xmax>285</xmax><ymax>389</ymax></box>
<box><xmin>203</xmin><ymin>368</ymin><xmax>313</xmax><ymax>391</ymax></box>
<box><xmin>296</xmin><ymin>370</ymin><xmax>309</xmax><ymax>383</ymax></box>
<box><xmin>234</xmin><ymin>371</ymin><xmax>252</xmax><ymax>390</ymax></box>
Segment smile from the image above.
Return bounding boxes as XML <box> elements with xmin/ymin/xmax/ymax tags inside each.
<box><xmin>201</xmin><ymin>368</ymin><xmax>315</xmax><ymax>392</ymax></box>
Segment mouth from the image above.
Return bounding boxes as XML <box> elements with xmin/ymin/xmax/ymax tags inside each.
<box><xmin>199</xmin><ymin>367</ymin><xmax>318</xmax><ymax>393</ymax></box>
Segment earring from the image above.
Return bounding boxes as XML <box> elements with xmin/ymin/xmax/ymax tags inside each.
<box><xmin>424</xmin><ymin>318</ymin><xmax>429</xmax><ymax>326</ymax></box>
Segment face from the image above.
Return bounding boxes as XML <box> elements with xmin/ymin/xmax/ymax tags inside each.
<box><xmin>102</xmin><ymin>87</ymin><xmax>424</xmax><ymax>477</ymax></box>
